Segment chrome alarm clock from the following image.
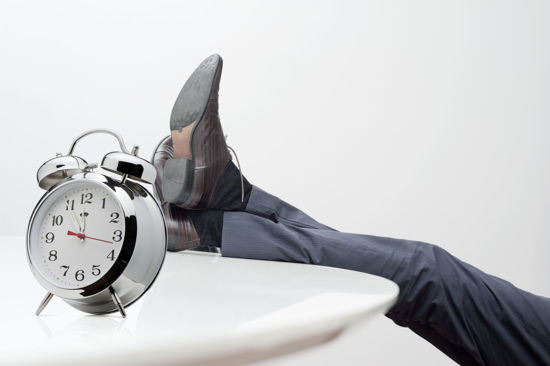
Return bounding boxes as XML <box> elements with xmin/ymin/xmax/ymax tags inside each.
<box><xmin>27</xmin><ymin>129</ymin><xmax>167</xmax><ymax>317</ymax></box>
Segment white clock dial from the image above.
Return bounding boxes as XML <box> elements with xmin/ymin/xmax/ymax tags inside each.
<box><xmin>32</xmin><ymin>183</ymin><xmax>125</xmax><ymax>289</ymax></box>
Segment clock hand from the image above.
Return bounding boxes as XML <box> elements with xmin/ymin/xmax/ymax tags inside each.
<box><xmin>69</xmin><ymin>211</ymin><xmax>81</xmax><ymax>232</ymax></box>
<box><xmin>81</xmin><ymin>211</ymin><xmax>86</xmax><ymax>234</ymax></box>
<box><xmin>67</xmin><ymin>230</ymin><xmax>113</xmax><ymax>244</ymax></box>
<box><xmin>82</xmin><ymin>234</ymin><xmax>113</xmax><ymax>244</ymax></box>
<box><xmin>67</xmin><ymin>230</ymin><xmax>84</xmax><ymax>239</ymax></box>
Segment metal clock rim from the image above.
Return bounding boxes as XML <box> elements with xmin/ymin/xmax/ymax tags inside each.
<box><xmin>79</xmin><ymin>178</ymin><xmax>168</xmax><ymax>315</ymax></box>
<box><xmin>26</xmin><ymin>173</ymin><xmax>138</xmax><ymax>300</ymax></box>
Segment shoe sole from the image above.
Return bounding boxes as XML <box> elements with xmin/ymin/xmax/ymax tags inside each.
<box><xmin>170</xmin><ymin>54</ymin><xmax>222</xmax><ymax>159</ymax></box>
<box><xmin>163</xmin><ymin>54</ymin><xmax>223</xmax><ymax>207</ymax></box>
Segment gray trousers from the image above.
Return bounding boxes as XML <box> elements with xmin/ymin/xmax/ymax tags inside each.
<box><xmin>220</xmin><ymin>186</ymin><xmax>550</xmax><ymax>366</ymax></box>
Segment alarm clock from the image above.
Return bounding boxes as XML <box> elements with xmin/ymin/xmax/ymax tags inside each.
<box><xmin>27</xmin><ymin>129</ymin><xmax>167</xmax><ymax>317</ymax></box>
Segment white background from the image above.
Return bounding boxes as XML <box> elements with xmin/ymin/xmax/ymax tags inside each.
<box><xmin>1</xmin><ymin>1</ymin><xmax>549</xmax><ymax>364</ymax></box>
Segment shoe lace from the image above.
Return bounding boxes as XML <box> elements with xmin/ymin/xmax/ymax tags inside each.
<box><xmin>225</xmin><ymin>135</ymin><xmax>245</xmax><ymax>203</ymax></box>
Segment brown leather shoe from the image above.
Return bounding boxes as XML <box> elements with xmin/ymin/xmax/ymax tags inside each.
<box><xmin>152</xmin><ymin>136</ymin><xmax>201</xmax><ymax>251</ymax></box>
<box><xmin>152</xmin><ymin>136</ymin><xmax>224</xmax><ymax>252</ymax></box>
<box><xmin>162</xmin><ymin>54</ymin><xmax>231</xmax><ymax>209</ymax></box>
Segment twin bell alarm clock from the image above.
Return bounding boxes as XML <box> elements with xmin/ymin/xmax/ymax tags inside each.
<box><xmin>26</xmin><ymin>129</ymin><xmax>167</xmax><ymax>317</ymax></box>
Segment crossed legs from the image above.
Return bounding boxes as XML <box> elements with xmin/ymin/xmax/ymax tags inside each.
<box><xmin>220</xmin><ymin>186</ymin><xmax>550</xmax><ymax>366</ymax></box>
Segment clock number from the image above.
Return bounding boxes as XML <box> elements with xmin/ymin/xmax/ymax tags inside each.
<box><xmin>48</xmin><ymin>250</ymin><xmax>57</xmax><ymax>261</ymax></box>
<box><xmin>60</xmin><ymin>265</ymin><xmax>70</xmax><ymax>276</ymax></box>
<box><xmin>107</xmin><ymin>249</ymin><xmax>115</xmax><ymax>261</ymax></box>
<box><xmin>75</xmin><ymin>269</ymin><xmax>84</xmax><ymax>282</ymax></box>
<box><xmin>45</xmin><ymin>232</ymin><xmax>55</xmax><ymax>243</ymax></box>
<box><xmin>109</xmin><ymin>212</ymin><xmax>120</xmax><ymax>223</ymax></box>
<box><xmin>112</xmin><ymin>230</ymin><xmax>122</xmax><ymax>242</ymax></box>
<box><xmin>80</xmin><ymin>192</ymin><xmax>93</xmax><ymax>204</ymax></box>
<box><xmin>102</xmin><ymin>198</ymin><xmax>106</xmax><ymax>209</ymax></box>
<box><xmin>52</xmin><ymin>215</ymin><xmax>63</xmax><ymax>226</ymax></box>
<box><xmin>65</xmin><ymin>199</ymin><xmax>75</xmax><ymax>210</ymax></box>
<box><xmin>92</xmin><ymin>265</ymin><xmax>101</xmax><ymax>276</ymax></box>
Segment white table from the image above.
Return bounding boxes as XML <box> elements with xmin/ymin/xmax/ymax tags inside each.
<box><xmin>1</xmin><ymin>236</ymin><xmax>398</xmax><ymax>365</ymax></box>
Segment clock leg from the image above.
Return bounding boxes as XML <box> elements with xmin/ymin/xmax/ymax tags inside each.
<box><xmin>35</xmin><ymin>292</ymin><xmax>54</xmax><ymax>316</ymax></box>
<box><xmin>109</xmin><ymin>286</ymin><xmax>126</xmax><ymax>318</ymax></box>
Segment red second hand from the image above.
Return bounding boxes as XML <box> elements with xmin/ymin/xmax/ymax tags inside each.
<box><xmin>67</xmin><ymin>230</ymin><xmax>112</xmax><ymax>244</ymax></box>
<box><xmin>83</xmin><ymin>235</ymin><xmax>113</xmax><ymax>244</ymax></box>
<box><xmin>67</xmin><ymin>230</ymin><xmax>84</xmax><ymax>239</ymax></box>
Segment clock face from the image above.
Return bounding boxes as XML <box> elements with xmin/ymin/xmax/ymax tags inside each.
<box><xmin>29</xmin><ymin>181</ymin><xmax>126</xmax><ymax>289</ymax></box>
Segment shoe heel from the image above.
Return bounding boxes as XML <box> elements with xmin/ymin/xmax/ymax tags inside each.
<box><xmin>162</xmin><ymin>157</ymin><xmax>195</xmax><ymax>205</ymax></box>
<box><xmin>163</xmin><ymin>204</ymin><xmax>201</xmax><ymax>251</ymax></box>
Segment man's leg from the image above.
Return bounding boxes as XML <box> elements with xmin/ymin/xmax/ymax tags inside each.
<box><xmin>244</xmin><ymin>186</ymin><xmax>335</xmax><ymax>230</ymax></box>
<box><xmin>222</xmin><ymin>207</ymin><xmax>550</xmax><ymax>366</ymax></box>
<box><xmin>154</xmin><ymin>54</ymin><xmax>550</xmax><ymax>365</ymax></box>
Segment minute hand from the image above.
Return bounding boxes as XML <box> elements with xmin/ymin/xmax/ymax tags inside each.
<box><xmin>81</xmin><ymin>211</ymin><xmax>86</xmax><ymax>234</ymax></box>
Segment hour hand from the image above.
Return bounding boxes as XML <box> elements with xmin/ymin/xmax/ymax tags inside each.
<box><xmin>70</xmin><ymin>211</ymin><xmax>81</xmax><ymax>232</ymax></box>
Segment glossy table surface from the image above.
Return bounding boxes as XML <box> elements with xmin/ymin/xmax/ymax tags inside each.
<box><xmin>1</xmin><ymin>236</ymin><xmax>398</xmax><ymax>365</ymax></box>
